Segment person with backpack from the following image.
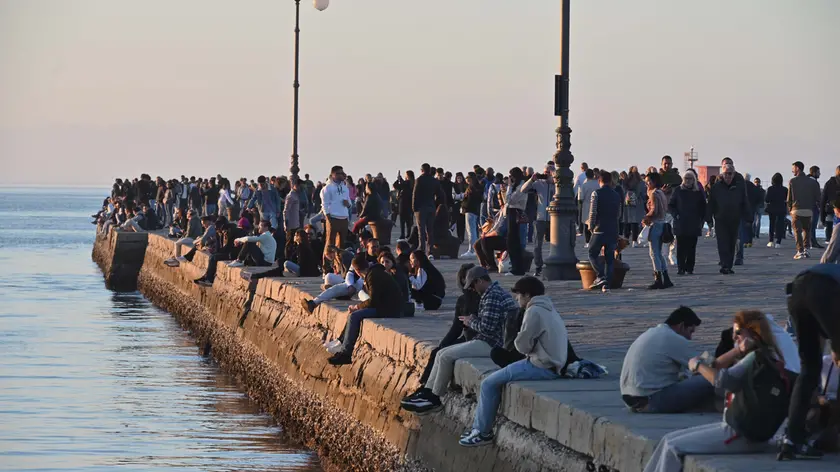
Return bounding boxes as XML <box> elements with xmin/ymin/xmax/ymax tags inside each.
<box><xmin>643</xmin><ymin>310</ymin><xmax>794</xmax><ymax>472</ymax></box>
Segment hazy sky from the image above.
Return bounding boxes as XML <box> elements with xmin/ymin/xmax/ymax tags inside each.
<box><xmin>1</xmin><ymin>0</ymin><xmax>838</xmax><ymax>186</ymax></box>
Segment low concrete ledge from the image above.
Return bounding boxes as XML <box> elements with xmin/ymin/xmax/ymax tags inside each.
<box><xmin>92</xmin><ymin>229</ymin><xmax>149</xmax><ymax>290</ymax></box>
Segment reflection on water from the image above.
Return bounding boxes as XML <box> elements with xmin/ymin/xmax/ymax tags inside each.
<box><xmin>0</xmin><ymin>187</ymin><xmax>321</xmax><ymax>471</ymax></box>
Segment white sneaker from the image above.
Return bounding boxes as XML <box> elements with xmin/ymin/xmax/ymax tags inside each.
<box><xmin>793</xmin><ymin>252</ymin><xmax>803</xmax><ymax>260</ymax></box>
<box><xmin>774</xmin><ymin>243</ymin><xmax>781</xmax><ymax>249</ymax></box>
<box><xmin>460</xmin><ymin>250</ymin><xmax>475</xmax><ymax>259</ymax></box>
<box><xmin>414</xmin><ymin>302</ymin><xmax>424</xmax><ymax>312</ymax></box>
<box><xmin>428</xmin><ymin>255</ymin><xmax>435</xmax><ymax>261</ymax></box>
<box><xmin>228</xmin><ymin>260</ymin><xmax>244</xmax><ymax>267</ymax></box>
<box><xmin>176</xmin><ymin>256</ymin><xmax>187</xmax><ymax>263</ymax></box>
<box><xmin>766</xmin><ymin>241</ymin><xmax>774</xmax><ymax>248</ymax></box>
<box><xmin>504</xmin><ymin>272</ymin><xmax>515</xmax><ymax>277</ymax></box>
<box><xmin>631</xmin><ymin>241</ymin><xmax>638</xmax><ymax>248</ymax></box>
<box><xmin>583</xmin><ymin>243</ymin><xmax>589</xmax><ymax>249</ymax></box>
<box><xmin>324</xmin><ymin>339</ymin><xmax>343</xmax><ymax>354</ymax></box>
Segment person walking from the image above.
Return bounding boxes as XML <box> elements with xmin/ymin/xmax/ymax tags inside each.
<box><xmin>642</xmin><ymin>172</ymin><xmax>673</xmax><ymax>289</ymax></box>
<box><xmin>765</xmin><ymin>172</ymin><xmax>788</xmax><ymax>248</ymax></box>
<box><xmin>787</xmin><ymin>161</ymin><xmax>822</xmax><ymax>260</ymax></box>
<box><xmin>586</xmin><ymin>170</ymin><xmax>621</xmax><ymax>291</ymax></box>
<box><xmin>707</xmin><ymin>164</ymin><xmax>749</xmax><ymax>274</ymax></box>
<box><xmin>622</xmin><ymin>166</ymin><xmax>647</xmax><ymax>246</ymax></box>
<box><xmin>669</xmin><ymin>171</ymin><xmax>706</xmax><ymax>275</ymax></box>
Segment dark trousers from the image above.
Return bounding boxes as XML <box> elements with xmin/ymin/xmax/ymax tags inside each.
<box><xmin>204</xmin><ymin>251</ymin><xmax>233</xmax><ymax>281</ymax></box>
<box><xmin>456</xmin><ymin>212</ymin><xmax>465</xmax><ymax>242</ymax></box>
<box><xmin>410</xmin><ymin>288</ymin><xmax>443</xmax><ymax>310</ymax></box>
<box><xmin>475</xmin><ymin>235</ymin><xmax>507</xmax><ymax>270</ymax></box>
<box><xmin>675</xmin><ymin>235</ymin><xmax>698</xmax><ymax>272</ymax></box>
<box><xmin>414</xmin><ymin>209</ymin><xmax>435</xmax><ymax>254</ymax></box>
<box><xmin>623</xmin><ymin>222</ymin><xmax>641</xmax><ymax>242</ymax></box>
<box><xmin>769</xmin><ymin>213</ymin><xmax>786</xmax><ymax>244</ymax></box>
<box><xmin>787</xmin><ymin>271</ymin><xmax>840</xmax><ymax>444</ymax></box>
<box><xmin>338</xmin><ymin>308</ymin><xmax>386</xmax><ymax>357</ymax></box>
<box><xmin>587</xmin><ymin>233</ymin><xmax>617</xmax><ymax>285</ymax></box>
<box><xmin>826</xmin><ymin>219</ymin><xmax>834</xmax><ymax>242</ymax></box>
<box><xmin>715</xmin><ymin>218</ymin><xmax>738</xmax><ymax>269</ymax></box>
<box><xmin>584</xmin><ymin>225</ymin><xmax>592</xmax><ymax>244</ymax></box>
<box><xmin>238</xmin><ymin>242</ymin><xmax>269</xmax><ymax>266</ymax></box>
<box><xmin>506</xmin><ymin>207</ymin><xmax>525</xmax><ymax>275</ymax></box>
<box><xmin>399</xmin><ymin>210</ymin><xmax>413</xmax><ymax>238</ymax></box>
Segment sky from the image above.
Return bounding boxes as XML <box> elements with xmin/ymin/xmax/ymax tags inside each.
<box><xmin>1</xmin><ymin>0</ymin><xmax>838</xmax><ymax>187</ymax></box>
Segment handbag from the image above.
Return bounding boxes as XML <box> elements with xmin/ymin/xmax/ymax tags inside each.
<box><xmin>662</xmin><ymin>222</ymin><xmax>675</xmax><ymax>244</ymax></box>
<box><xmin>638</xmin><ymin>225</ymin><xmax>651</xmax><ymax>245</ymax></box>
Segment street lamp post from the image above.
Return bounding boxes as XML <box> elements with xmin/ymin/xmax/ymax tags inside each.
<box><xmin>290</xmin><ymin>0</ymin><xmax>329</xmax><ymax>181</ymax></box>
<box><xmin>544</xmin><ymin>0</ymin><xmax>580</xmax><ymax>281</ymax></box>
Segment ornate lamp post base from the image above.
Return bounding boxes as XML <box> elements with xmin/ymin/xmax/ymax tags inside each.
<box><xmin>543</xmin><ymin>126</ymin><xmax>580</xmax><ymax>281</ymax></box>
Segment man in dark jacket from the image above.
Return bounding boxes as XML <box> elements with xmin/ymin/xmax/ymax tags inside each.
<box><xmin>821</xmin><ymin>166</ymin><xmax>840</xmax><ymax>243</ymax></box>
<box><xmin>413</xmin><ymin>163</ymin><xmax>444</xmax><ymax>257</ymax></box>
<box><xmin>587</xmin><ymin>171</ymin><xmax>621</xmax><ymax>291</ymax></box>
<box><xmin>707</xmin><ymin>164</ymin><xmax>749</xmax><ymax>274</ymax></box>
<box><xmin>328</xmin><ymin>255</ymin><xmax>404</xmax><ymax>365</ymax></box>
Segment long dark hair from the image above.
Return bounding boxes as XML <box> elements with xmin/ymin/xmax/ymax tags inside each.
<box><xmin>771</xmin><ymin>172</ymin><xmax>783</xmax><ymax>186</ymax></box>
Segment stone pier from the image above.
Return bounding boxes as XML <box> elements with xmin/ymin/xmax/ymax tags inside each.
<box><xmin>92</xmin><ymin>228</ymin><xmax>839</xmax><ymax>472</ymax></box>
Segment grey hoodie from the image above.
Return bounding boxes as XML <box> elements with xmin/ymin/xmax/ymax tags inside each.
<box><xmin>514</xmin><ymin>295</ymin><xmax>569</xmax><ymax>371</ymax></box>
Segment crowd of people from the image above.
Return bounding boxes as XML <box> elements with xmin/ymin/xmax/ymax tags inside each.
<box><xmin>94</xmin><ymin>158</ymin><xmax>840</xmax><ymax>469</ymax></box>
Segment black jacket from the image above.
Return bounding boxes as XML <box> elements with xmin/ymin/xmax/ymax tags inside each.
<box><xmin>295</xmin><ymin>243</ymin><xmax>321</xmax><ymax>277</ymax></box>
<box><xmin>440</xmin><ymin>290</ymin><xmax>480</xmax><ymax>347</ymax></box>
<box><xmin>412</xmin><ymin>173</ymin><xmax>441</xmax><ymax>212</ymax></box>
<box><xmin>822</xmin><ymin>176</ymin><xmax>840</xmax><ymax>218</ymax></box>
<box><xmin>398</xmin><ymin>178</ymin><xmax>414</xmax><ymax>214</ymax></box>
<box><xmin>707</xmin><ymin>177</ymin><xmax>750</xmax><ymax>224</ymax></box>
<box><xmin>357</xmin><ymin>264</ymin><xmax>405</xmax><ymax>316</ymax></box>
<box><xmin>669</xmin><ymin>187</ymin><xmax>707</xmax><ymax>237</ymax></box>
<box><xmin>461</xmin><ymin>185</ymin><xmax>483</xmax><ymax>215</ymax></box>
<box><xmin>359</xmin><ymin>192</ymin><xmax>383</xmax><ymax>221</ymax></box>
<box><xmin>764</xmin><ymin>184</ymin><xmax>788</xmax><ymax>216</ymax></box>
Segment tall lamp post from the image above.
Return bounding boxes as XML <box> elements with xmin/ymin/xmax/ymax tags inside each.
<box><xmin>544</xmin><ymin>0</ymin><xmax>580</xmax><ymax>280</ymax></box>
<box><xmin>290</xmin><ymin>0</ymin><xmax>329</xmax><ymax>181</ymax></box>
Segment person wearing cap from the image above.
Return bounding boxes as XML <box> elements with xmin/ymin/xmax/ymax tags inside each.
<box><xmin>401</xmin><ymin>266</ymin><xmax>518</xmax><ymax>415</ymax></box>
<box><xmin>459</xmin><ymin>276</ymin><xmax>568</xmax><ymax>447</ymax></box>
<box><xmin>620</xmin><ymin>306</ymin><xmax>713</xmax><ymax>413</ymax></box>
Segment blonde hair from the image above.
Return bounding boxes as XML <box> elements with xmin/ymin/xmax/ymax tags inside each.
<box><xmin>734</xmin><ymin>310</ymin><xmax>784</xmax><ymax>362</ymax></box>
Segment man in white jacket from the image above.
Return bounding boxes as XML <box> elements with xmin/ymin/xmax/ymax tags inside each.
<box><xmin>459</xmin><ymin>276</ymin><xmax>568</xmax><ymax>447</ymax></box>
<box><xmin>228</xmin><ymin>220</ymin><xmax>276</xmax><ymax>267</ymax></box>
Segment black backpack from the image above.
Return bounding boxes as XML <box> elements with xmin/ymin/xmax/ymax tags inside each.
<box><xmin>724</xmin><ymin>349</ymin><xmax>796</xmax><ymax>442</ymax></box>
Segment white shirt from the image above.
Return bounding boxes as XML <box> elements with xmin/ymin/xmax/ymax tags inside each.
<box><xmin>574</xmin><ymin>172</ymin><xmax>587</xmax><ymax>195</ymax></box>
<box><xmin>322</xmin><ymin>180</ymin><xmax>351</xmax><ymax>219</ymax></box>
<box><xmin>765</xmin><ymin>314</ymin><xmax>801</xmax><ymax>373</ymax></box>
<box><xmin>236</xmin><ymin>231</ymin><xmax>277</xmax><ymax>262</ymax></box>
<box><xmin>409</xmin><ymin>268</ymin><xmax>427</xmax><ymax>290</ymax></box>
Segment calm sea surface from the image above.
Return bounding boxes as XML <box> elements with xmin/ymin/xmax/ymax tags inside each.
<box><xmin>0</xmin><ymin>187</ymin><xmax>321</xmax><ymax>471</ymax></box>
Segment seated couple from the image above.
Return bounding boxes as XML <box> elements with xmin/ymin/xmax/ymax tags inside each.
<box><xmin>621</xmin><ymin>307</ymin><xmax>800</xmax><ymax>414</ymax></box>
<box><xmin>401</xmin><ymin>269</ymin><xmax>570</xmax><ymax>447</ymax></box>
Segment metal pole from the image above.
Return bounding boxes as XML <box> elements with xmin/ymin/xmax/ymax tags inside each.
<box><xmin>544</xmin><ymin>0</ymin><xmax>580</xmax><ymax>280</ymax></box>
<box><xmin>290</xmin><ymin>0</ymin><xmax>301</xmax><ymax>180</ymax></box>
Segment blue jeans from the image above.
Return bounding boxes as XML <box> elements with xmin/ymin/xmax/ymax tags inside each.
<box><xmin>284</xmin><ymin>261</ymin><xmax>300</xmax><ymax>276</ymax></box>
<box><xmin>339</xmin><ymin>308</ymin><xmax>385</xmax><ymax>356</ymax></box>
<box><xmin>588</xmin><ymin>233</ymin><xmax>617</xmax><ymax>284</ymax></box>
<box><xmin>466</xmin><ymin>212</ymin><xmax>479</xmax><ymax>249</ymax></box>
<box><xmin>646</xmin><ymin>375</ymin><xmax>715</xmax><ymax>413</ymax></box>
<box><xmin>648</xmin><ymin>221</ymin><xmax>667</xmax><ymax>272</ymax></box>
<box><xmin>473</xmin><ymin>359</ymin><xmax>559</xmax><ymax>433</ymax></box>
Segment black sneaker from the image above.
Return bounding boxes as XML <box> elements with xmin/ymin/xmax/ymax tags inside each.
<box><xmin>778</xmin><ymin>442</ymin><xmax>823</xmax><ymax>461</ymax></box>
<box><xmin>400</xmin><ymin>387</ymin><xmax>432</xmax><ymax>406</ymax></box>
<box><xmin>588</xmin><ymin>278</ymin><xmax>606</xmax><ymax>290</ymax></box>
<box><xmin>327</xmin><ymin>352</ymin><xmax>352</xmax><ymax>366</ymax></box>
<box><xmin>301</xmin><ymin>299</ymin><xmax>317</xmax><ymax>314</ymax></box>
<box><xmin>533</xmin><ymin>267</ymin><xmax>543</xmax><ymax>278</ymax></box>
<box><xmin>402</xmin><ymin>394</ymin><xmax>441</xmax><ymax>414</ymax></box>
<box><xmin>734</xmin><ymin>259</ymin><xmax>744</xmax><ymax>266</ymax></box>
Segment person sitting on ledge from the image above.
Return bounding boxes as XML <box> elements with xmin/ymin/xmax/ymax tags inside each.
<box><xmin>228</xmin><ymin>219</ymin><xmax>276</xmax><ymax>268</ymax></box>
<box><xmin>194</xmin><ymin>217</ymin><xmax>244</xmax><ymax>286</ymax></box>
<box><xmin>363</xmin><ymin>238</ymin><xmax>380</xmax><ymax>266</ymax></box>
<box><xmin>459</xmin><ymin>276</ymin><xmax>568</xmax><ymax>447</ymax></box>
<box><xmin>473</xmin><ymin>207</ymin><xmax>508</xmax><ymax>272</ymax></box>
<box><xmin>327</xmin><ymin>254</ymin><xmax>404</xmax><ymax>365</ymax></box>
<box><xmin>643</xmin><ymin>310</ymin><xmax>790</xmax><ymax>472</ymax></box>
<box><xmin>175</xmin><ymin>215</ymin><xmax>218</xmax><ymax>264</ymax></box>
<box><xmin>283</xmin><ymin>229</ymin><xmax>320</xmax><ymax>277</ymax></box>
<box><xmin>401</xmin><ymin>263</ymin><xmax>481</xmax><ymax>407</ymax></box>
<box><xmin>402</xmin><ymin>267</ymin><xmax>518</xmax><ymax>415</ymax></box>
<box><xmin>620</xmin><ymin>306</ymin><xmax>713</xmax><ymax>413</ymax></box>
<box><xmin>351</xmin><ymin>182</ymin><xmax>383</xmax><ymax>235</ymax></box>
<box><xmin>408</xmin><ymin>250</ymin><xmax>446</xmax><ymax>311</ymax></box>
<box><xmin>300</xmin><ymin>245</ymin><xmax>361</xmax><ymax>313</ymax></box>
<box><xmin>164</xmin><ymin>209</ymin><xmax>203</xmax><ymax>267</ymax></box>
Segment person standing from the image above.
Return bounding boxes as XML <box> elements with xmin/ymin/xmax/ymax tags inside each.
<box><xmin>586</xmin><ymin>171</ymin><xmax>621</xmax><ymax>291</ymax></box>
<box><xmin>669</xmin><ymin>171</ymin><xmax>706</xmax><ymax>275</ymax></box>
<box><xmin>787</xmin><ymin>161</ymin><xmax>822</xmax><ymax>260</ymax></box>
<box><xmin>765</xmin><ymin>172</ymin><xmax>788</xmax><ymax>248</ymax></box>
<box><xmin>413</xmin><ymin>163</ymin><xmax>442</xmax><ymax>258</ymax></box>
<box><xmin>397</xmin><ymin>170</ymin><xmax>415</xmax><ymax>239</ymax></box>
<box><xmin>322</xmin><ymin>166</ymin><xmax>352</xmax><ymax>256</ymax></box>
<box><xmin>659</xmin><ymin>155</ymin><xmax>683</xmax><ymax>267</ymax></box>
<box><xmin>780</xmin><ymin>263</ymin><xmax>840</xmax><ymax>460</ymax></box>
<box><xmin>460</xmin><ymin>174</ymin><xmax>484</xmax><ymax>259</ymax></box>
<box><xmin>751</xmin><ymin>177</ymin><xmax>766</xmax><ymax>240</ymax></box>
<box><xmin>574</xmin><ymin>162</ymin><xmax>589</xmax><ymax>235</ymax></box>
<box><xmin>577</xmin><ymin>169</ymin><xmax>599</xmax><ymax>248</ymax></box>
<box><xmin>622</xmin><ymin>166</ymin><xmax>647</xmax><ymax>246</ymax></box>
<box><xmin>821</xmin><ymin>166</ymin><xmax>840</xmax><ymax>244</ymax></box>
<box><xmin>707</xmin><ymin>164</ymin><xmax>749</xmax><ymax>274</ymax></box>
<box><xmin>520</xmin><ymin>164</ymin><xmax>555</xmax><ymax>277</ymax></box>
<box><xmin>808</xmin><ymin>166</ymin><xmax>824</xmax><ymax>249</ymax></box>
<box><xmin>505</xmin><ymin>168</ymin><xmax>529</xmax><ymax>276</ymax></box>
<box><xmin>643</xmin><ymin>172</ymin><xmax>674</xmax><ymax>289</ymax></box>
